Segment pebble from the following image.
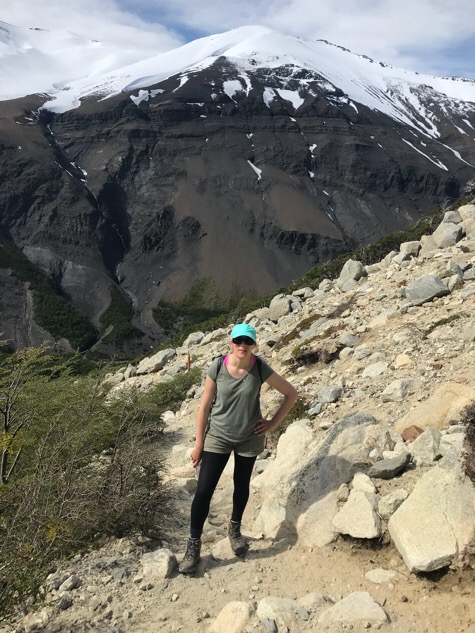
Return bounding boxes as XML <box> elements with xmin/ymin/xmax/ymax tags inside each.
<box><xmin>59</xmin><ymin>595</ymin><xmax>73</xmax><ymax>611</ymax></box>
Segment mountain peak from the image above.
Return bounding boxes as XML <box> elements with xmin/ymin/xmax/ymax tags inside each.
<box><xmin>2</xmin><ymin>19</ymin><xmax>475</xmax><ymax>128</ymax></box>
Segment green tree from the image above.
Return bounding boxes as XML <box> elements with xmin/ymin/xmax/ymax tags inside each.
<box><xmin>0</xmin><ymin>349</ymin><xmax>200</xmax><ymax>617</ymax></box>
<box><xmin>0</xmin><ymin>348</ymin><xmax>55</xmax><ymax>484</ymax></box>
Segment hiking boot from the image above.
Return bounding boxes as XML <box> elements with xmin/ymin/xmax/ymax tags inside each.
<box><xmin>178</xmin><ymin>538</ymin><xmax>201</xmax><ymax>574</ymax></box>
<box><xmin>228</xmin><ymin>521</ymin><xmax>249</xmax><ymax>557</ymax></box>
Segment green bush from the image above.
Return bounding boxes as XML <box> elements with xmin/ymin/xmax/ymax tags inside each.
<box><xmin>423</xmin><ymin>314</ymin><xmax>464</xmax><ymax>339</ymax></box>
<box><xmin>100</xmin><ymin>285</ymin><xmax>143</xmax><ymax>344</ymax></box>
<box><xmin>142</xmin><ymin>368</ymin><xmax>201</xmax><ymax>414</ymax></box>
<box><xmin>34</xmin><ymin>292</ymin><xmax>97</xmax><ymax>351</ymax></box>
<box><xmin>0</xmin><ymin>349</ymin><xmax>199</xmax><ymax>618</ymax></box>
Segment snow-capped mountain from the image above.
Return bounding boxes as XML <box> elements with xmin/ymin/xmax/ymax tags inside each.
<box><xmin>2</xmin><ymin>22</ymin><xmax>475</xmax><ymax>144</ymax></box>
<box><xmin>0</xmin><ymin>23</ymin><xmax>475</xmax><ymax>354</ymax></box>
<box><xmin>56</xmin><ymin>25</ymin><xmax>475</xmax><ymax>143</ymax></box>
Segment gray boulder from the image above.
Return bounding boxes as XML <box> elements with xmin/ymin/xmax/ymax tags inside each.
<box><xmin>141</xmin><ymin>548</ymin><xmax>176</xmax><ymax>580</ymax></box>
<box><xmin>209</xmin><ymin>601</ymin><xmax>255</xmax><ymax>633</ymax></box>
<box><xmin>461</xmin><ymin>320</ymin><xmax>475</xmax><ymax>342</ymax></box>
<box><xmin>378</xmin><ymin>489</ymin><xmax>409</xmax><ymax>520</ymax></box>
<box><xmin>400</xmin><ymin>240</ymin><xmax>421</xmax><ymax>258</ymax></box>
<box><xmin>319</xmin><ymin>279</ymin><xmax>333</xmax><ymax>291</ymax></box>
<box><xmin>137</xmin><ymin>349</ymin><xmax>176</xmax><ymax>375</ymax></box>
<box><xmin>332</xmin><ymin>489</ymin><xmax>382</xmax><ymax>539</ymax></box>
<box><xmin>317</xmin><ymin>385</ymin><xmax>343</xmax><ymax>404</ymax></box>
<box><xmin>268</xmin><ymin>295</ymin><xmax>293</xmax><ymax>322</ymax></box>
<box><xmin>293</xmin><ymin>287</ymin><xmax>314</xmax><ymax>299</ymax></box>
<box><xmin>442</xmin><ymin>210</ymin><xmax>462</xmax><ymax>224</ymax></box>
<box><xmin>405</xmin><ymin>274</ymin><xmax>450</xmax><ymax>306</ymax></box>
<box><xmin>410</xmin><ymin>427</ymin><xmax>442</xmax><ymax>466</ymax></box>
<box><xmin>257</xmin><ymin>597</ymin><xmax>309</xmax><ymax>626</ymax></box>
<box><xmin>337</xmin><ymin>259</ymin><xmax>367</xmax><ymax>291</ymax></box>
<box><xmin>458</xmin><ymin>203</ymin><xmax>475</xmax><ymax>221</ymax></box>
<box><xmin>339</xmin><ymin>332</ymin><xmax>359</xmax><ymax>347</ymax></box>
<box><xmin>182</xmin><ymin>331</ymin><xmax>204</xmax><ymax>348</ymax></box>
<box><xmin>432</xmin><ymin>222</ymin><xmax>463</xmax><ymax>248</ymax></box>
<box><xmin>367</xmin><ymin>451</ymin><xmax>411</xmax><ymax>479</ymax></box>
<box><xmin>381</xmin><ymin>378</ymin><xmax>417</xmax><ymax>402</ymax></box>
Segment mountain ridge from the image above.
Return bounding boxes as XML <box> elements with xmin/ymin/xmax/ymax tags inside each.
<box><xmin>0</xmin><ymin>23</ymin><xmax>474</xmax><ymax>355</ymax></box>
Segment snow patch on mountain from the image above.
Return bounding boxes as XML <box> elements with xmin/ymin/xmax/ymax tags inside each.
<box><xmin>402</xmin><ymin>139</ymin><xmax>448</xmax><ymax>170</ymax></box>
<box><xmin>275</xmin><ymin>88</ymin><xmax>304</xmax><ymax>110</ymax></box>
<box><xmin>263</xmin><ymin>86</ymin><xmax>276</xmax><ymax>108</ymax></box>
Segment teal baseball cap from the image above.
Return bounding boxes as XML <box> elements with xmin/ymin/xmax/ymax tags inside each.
<box><xmin>230</xmin><ymin>323</ymin><xmax>257</xmax><ymax>341</ymax></box>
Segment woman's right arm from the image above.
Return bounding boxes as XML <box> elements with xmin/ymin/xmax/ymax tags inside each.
<box><xmin>191</xmin><ymin>375</ymin><xmax>216</xmax><ymax>467</ymax></box>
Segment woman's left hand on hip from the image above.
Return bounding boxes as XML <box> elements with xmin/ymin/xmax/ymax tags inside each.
<box><xmin>255</xmin><ymin>418</ymin><xmax>274</xmax><ymax>435</ymax></box>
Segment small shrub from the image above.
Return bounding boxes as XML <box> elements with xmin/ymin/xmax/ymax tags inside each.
<box><xmin>290</xmin><ymin>345</ymin><xmax>342</xmax><ymax>369</ymax></box>
<box><xmin>462</xmin><ymin>402</ymin><xmax>475</xmax><ymax>484</ymax></box>
<box><xmin>273</xmin><ymin>313</ymin><xmax>324</xmax><ymax>351</ymax></box>
<box><xmin>0</xmin><ymin>350</ymin><xmax>197</xmax><ymax>618</ymax></box>
<box><xmin>141</xmin><ymin>368</ymin><xmax>201</xmax><ymax>417</ymax></box>
<box><xmin>462</xmin><ymin>178</ymin><xmax>475</xmax><ymax>198</ymax></box>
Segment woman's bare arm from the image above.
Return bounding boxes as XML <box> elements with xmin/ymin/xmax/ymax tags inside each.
<box><xmin>255</xmin><ymin>372</ymin><xmax>298</xmax><ymax>435</ymax></box>
<box><xmin>191</xmin><ymin>375</ymin><xmax>216</xmax><ymax>466</ymax></box>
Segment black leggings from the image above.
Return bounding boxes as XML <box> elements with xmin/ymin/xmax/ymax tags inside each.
<box><xmin>190</xmin><ymin>451</ymin><xmax>257</xmax><ymax>538</ymax></box>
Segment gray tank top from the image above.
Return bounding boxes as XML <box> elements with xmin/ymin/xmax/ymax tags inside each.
<box><xmin>206</xmin><ymin>355</ymin><xmax>274</xmax><ymax>443</ymax></box>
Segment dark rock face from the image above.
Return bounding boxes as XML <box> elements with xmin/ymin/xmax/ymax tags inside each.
<box><xmin>0</xmin><ymin>60</ymin><xmax>474</xmax><ymax>351</ymax></box>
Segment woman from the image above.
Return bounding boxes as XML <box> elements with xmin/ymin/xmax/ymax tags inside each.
<box><xmin>179</xmin><ymin>323</ymin><xmax>298</xmax><ymax>574</ymax></box>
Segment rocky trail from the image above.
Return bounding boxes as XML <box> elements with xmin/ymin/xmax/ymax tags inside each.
<box><xmin>6</xmin><ymin>203</ymin><xmax>475</xmax><ymax>633</ymax></box>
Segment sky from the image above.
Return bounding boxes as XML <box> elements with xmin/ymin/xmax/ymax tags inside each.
<box><xmin>1</xmin><ymin>0</ymin><xmax>474</xmax><ymax>79</ymax></box>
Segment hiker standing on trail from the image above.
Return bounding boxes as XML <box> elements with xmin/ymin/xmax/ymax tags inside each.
<box><xmin>179</xmin><ymin>323</ymin><xmax>298</xmax><ymax>574</ymax></box>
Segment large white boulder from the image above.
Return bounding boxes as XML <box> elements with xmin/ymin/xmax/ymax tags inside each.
<box><xmin>254</xmin><ymin>412</ymin><xmax>378</xmax><ymax>547</ymax></box>
<box><xmin>388</xmin><ymin>465</ymin><xmax>475</xmax><ymax>572</ymax></box>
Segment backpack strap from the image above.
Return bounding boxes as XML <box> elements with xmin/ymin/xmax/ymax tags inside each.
<box><xmin>255</xmin><ymin>356</ymin><xmax>263</xmax><ymax>384</ymax></box>
<box><xmin>211</xmin><ymin>354</ymin><xmax>225</xmax><ymax>403</ymax></box>
<box><xmin>215</xmin><ymin>354</ymin><xmax>225</xmax><ymax>379</ymax></box>
<box><xmin>207</xmin><ymin>355</ymin><xmax>225</xmax><ymax>435</ymax></box>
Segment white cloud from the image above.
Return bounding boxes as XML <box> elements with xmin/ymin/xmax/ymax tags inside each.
<box><xmin>1</xmin><ymin>0</ymin><xmax>183</xmax><ymax>53</ymax></box>
<box><xmin>128</xmin><ymin>0</ymin><xmax>475</xmax><ymax>76</ymax></box>
<box><xmin>3</xmin><ymin>0</ymin><xmax>475</xmax><ymax>77</ymax></box>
